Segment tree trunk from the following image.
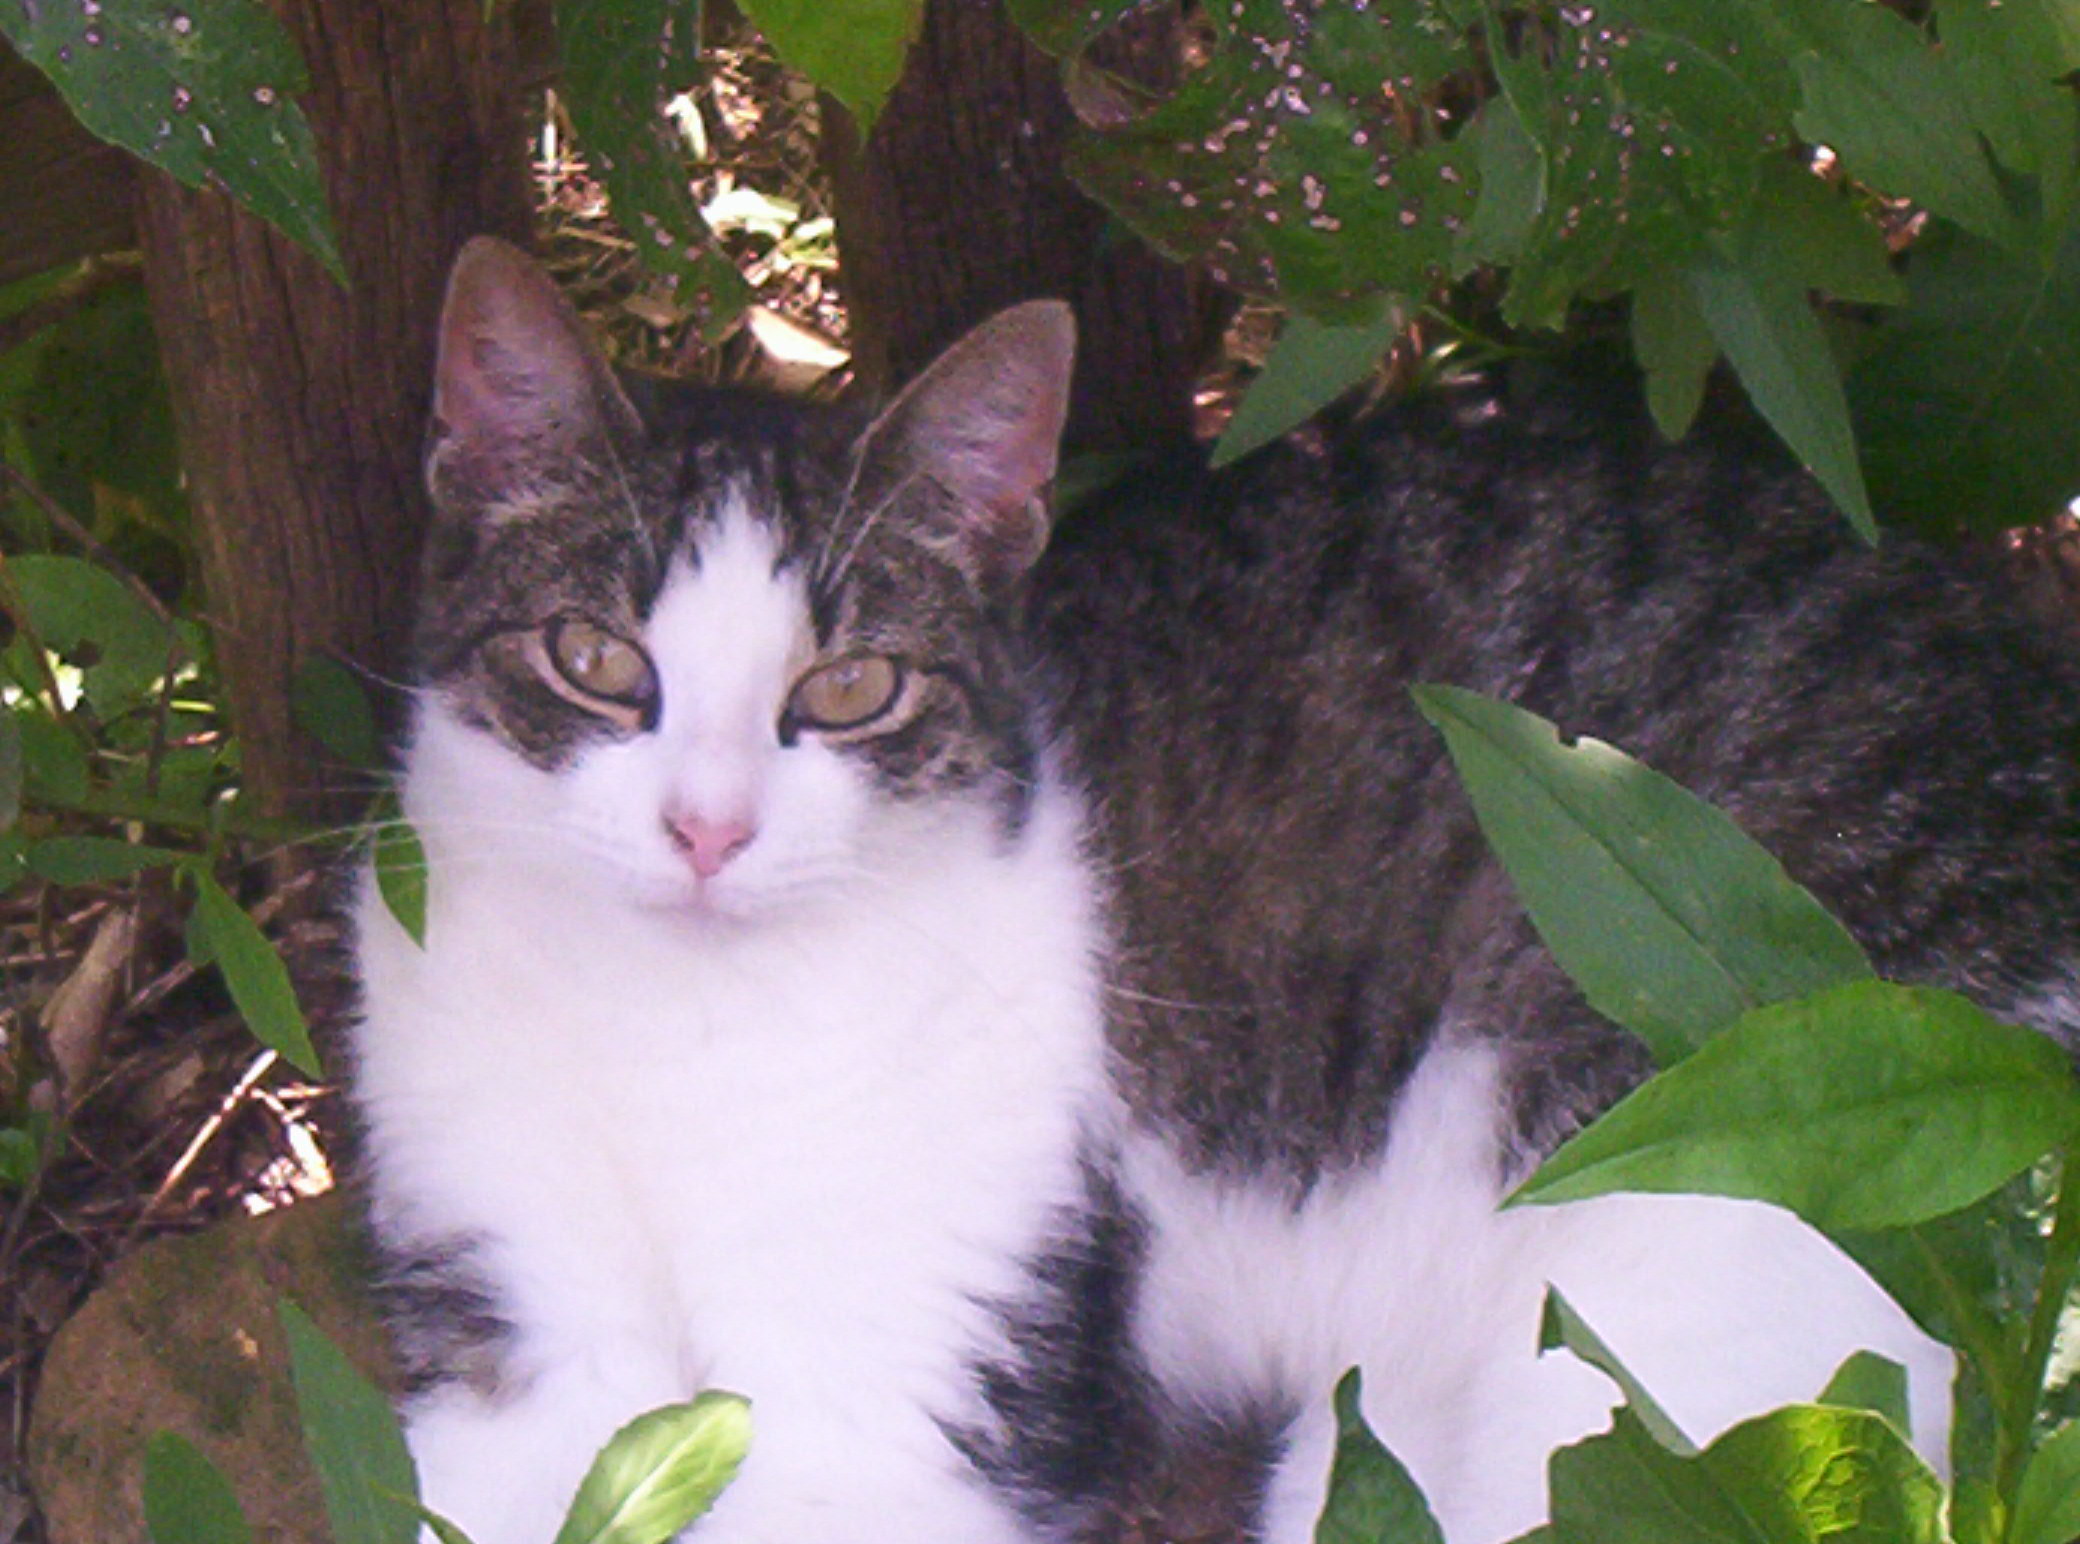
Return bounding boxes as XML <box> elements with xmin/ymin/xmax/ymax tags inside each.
<box><xmin>822</xmin><ymin>0</ymin><xmax>1207</xmax><ymax>455</ymax></box>
<box><xmin>136</xmin><ymin>0</ymin><xmax>536</xmax><ymax>821</ymax></box>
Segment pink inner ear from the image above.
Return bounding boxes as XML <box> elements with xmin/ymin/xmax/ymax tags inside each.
<box><xmin>433</xmin><ymin>237</ymin><xmax>612</xmax><ymax>454</ymax></box>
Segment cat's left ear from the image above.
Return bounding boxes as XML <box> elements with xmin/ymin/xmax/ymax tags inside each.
<box><xmin>852</xmin><ymin>301</ymin><xmax>1076</xmax><ymax>592</ymax></box>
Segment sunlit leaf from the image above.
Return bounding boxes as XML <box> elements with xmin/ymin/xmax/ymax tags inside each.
<box><xmin>1511</xmin><ymin>981</ymin><xmax>2080</xmax><ymax>1232</ymax></box>
<box><xmin>552</xmin><ymin>1394</ymin><xmax>751</xmax><ymax>1544</ymax></box>
<box><xmin>1815</xmin><ymin>1351</ymin><xmax>1910</xmax><ymax>1436</ymax></box>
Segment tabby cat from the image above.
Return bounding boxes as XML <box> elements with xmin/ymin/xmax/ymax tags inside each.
<box><xmin>351</xmin><ymin>236</ymin><xmax>2080</xmax><ymax>1544</ymax></box>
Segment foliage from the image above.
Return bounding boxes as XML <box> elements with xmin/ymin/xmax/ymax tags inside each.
<box><xmin>1325</xmin><ymin>686</ymin><xmax>2080</xmax><ymax>1544</ymax></box>
<box><xmin>140</xmin><ymin>1304</ymin><xmax>750</xmax><ymax>1544</ymax></box>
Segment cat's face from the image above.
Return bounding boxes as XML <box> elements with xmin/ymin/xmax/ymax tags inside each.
<box><xmin>406</xmin><ymin>239</ymin><xmax>1074</xmax><ymax>920</ymax></box>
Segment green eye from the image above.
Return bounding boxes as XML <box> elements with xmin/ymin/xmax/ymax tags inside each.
<box><xmin>789</xmin><ymin>653</ymin><xmax>903</xmax><ymax>731</ymax></box>
<box><xmin>542</xmin><ymin>617</ymin><xmax>655</xmax><ymax>709</ymax></box>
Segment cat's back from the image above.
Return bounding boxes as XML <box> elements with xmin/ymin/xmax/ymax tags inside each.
<box><xmin>1032</xmin><ymin>366</ymin><xmax>2080</xmax><ymax>1172</ymax></box>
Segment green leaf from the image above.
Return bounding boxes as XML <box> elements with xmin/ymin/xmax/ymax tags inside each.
<box><xmin>1815</xmin><ymin>1351</ymin><xmax>1910</xmax><ymax>1435</ymax></box>
<box><xmin>1511</xmin><ymin>980</ymin><xmax>2080</xmax><ymax>1232</ymax></box>
<box><xmin>280</xmin><ymin>1300</ymin><xmax>419</xmax><ymax>1544</ymax></box>
<box><xmin>555</xmin><ymin>0</ymin><xmax>751</xmax><ymax>334</ymax></box>
<box><xmin>1212</xmin><ymin>310</ymin><xmax>1401</xmax><ymax>469</ymax></box>
<box><xmin>1539</xmin><ymin>1290</ymin><xmax>1695</xmax><ymax>1456</ymax></box>
<box><xmin>1938</xmin><ymin>0</ymin><xmax>2080</xmax><ymax>234</ymax></box>
<box><xmin>552</xmin><ymin>1393</ymin><xmax>751</xmax><ymax>1544</ymax></box>
<box><xmin>16</xmin><ymin>712</ymin><xmax>88</xmax><ymax>806</ymax></box>
<box><xmin>2011</xmin><ymin>1418</ymin><xmax>2080</xmax><ymax>1544</ymax></box>
<box><xmin>26</xmin><ymin>834</ymin><xmax>186</xmax><ymax>884</ymax></box>
<box><xmin>1701</xmin><ymin>1406</ymin><xmax>1945</xmax><ymax>1543</ymax></box>
<box><xmin>1686</xmin><ymin>251</ymin><xmax>1876</xmax><ymax>543</ymax></box>
<box><xmin>1410</xmin><ymin>685</ymin><xmax>1870</xmax><ymax>1065</ymax></box>
<box><xmin>8</xmin><ymin>554</ymin><xmax>178</xmax><ymax>714</ymax></box>
<box><xmin>1548</xmin><ymin>1405</ymin><xmax>1944</xmax><ymax>1544</ymax></box>
<box><xmin>738</xmin><ymin>0</ymin><xmax>923</xmax><ymax>135</ymax></box>
<box><xmin>1788</xmin><ymin>3</ymin><xmax>2021</xmax><ymax>252</ymax></box>
<box><xmin>143</xmin><ymin>1431</ymin><xmax>253</xmax><ymax>1544</ymax></box>
<box><xmin>1630</xmin><ymin>268</ymin><xmax>1716</xmax><ymax>441</ymax></box>
<box><xmin>1849</xmin><ymin>217</ymin><xmax>2080</xmax><ymax>535</ymax></box>
<box><xmin>1454</xmin><ymin>94</ymin><xmax>1544</xmax><ymax>275</ymax></box>
<box><xmin>0</xmin><ymin>709</ymin><xmax>20</xmax><ymax>832</ymax></box>
<box><xmin>187</xmin><ymin>871</ymin><xmax>322</xmax><ymax>1077</ymax></box>
<box><xmin>0</xmin><ymin>0</ymin><xmax>343</xmax><ymax>280</ymax></box>
<box><xmin>373</xmin><ymin>808</ymin><xmax>429</xmax><ymax>949</ymax></box>
<box><xmin>0</xmin><ymin>1118</ymin><xmax>48</xmax><ymax>1190</ymax></box>
<box><xmin>1312</xmin><ymin>1370</ymin><xmax>1445</xmax><ymax>1544</ymax></box>
<box><xmin>292</xmin><ymin>654</ymin><xmax>381</xmax><ymax>769</ymax></box>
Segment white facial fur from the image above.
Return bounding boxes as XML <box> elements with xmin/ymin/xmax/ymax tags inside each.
<box><xmin>409</xmin><ymin>496</ymin><xmax>903</xmax><ymax>923</ymax></box>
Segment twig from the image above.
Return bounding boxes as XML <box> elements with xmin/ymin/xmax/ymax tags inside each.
<box><xmin>123</xmin><ymin>1048</ymin><xmax>280</xmax><ymax>1247</ymax></box>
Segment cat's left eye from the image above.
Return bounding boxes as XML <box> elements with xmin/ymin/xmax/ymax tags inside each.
<box><xmin>542</xmin><ymin>617</ymin><xmax>656</xmax><ymax>711</ymax></box>
<box><xmin>789</xmin><ymin>654</ymin><xmax>904</xmax><ymax>732</ymax></box>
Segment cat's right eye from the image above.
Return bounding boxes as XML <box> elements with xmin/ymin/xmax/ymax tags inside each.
<box><xmin>532</xmin><ymin>617</ymin><xmax>657</xmax><ymax>726</ymax></box>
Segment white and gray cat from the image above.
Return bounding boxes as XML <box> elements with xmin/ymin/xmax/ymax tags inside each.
<box><xmin>352</xmin><ymin>236</ymin><xmax>2080</xmax><ymax>1543</ymax></box>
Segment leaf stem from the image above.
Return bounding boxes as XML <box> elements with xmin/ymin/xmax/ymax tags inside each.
<box><xmin>1999</xmin><ymin>1143</ymin><xmax>2080</xmax><ymax>1499</ymax></box>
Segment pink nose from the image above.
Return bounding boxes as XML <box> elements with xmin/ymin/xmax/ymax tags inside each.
<box><xmin>665</xmin><ymin>814</ymin><xmax>757</xmax><ymax>879</ymax></box>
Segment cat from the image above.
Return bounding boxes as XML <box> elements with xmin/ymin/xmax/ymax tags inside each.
<box><xmin>350</xmin><ymin>234</ymin><xmax>2080</xmax><ymax>1544</ymax></box>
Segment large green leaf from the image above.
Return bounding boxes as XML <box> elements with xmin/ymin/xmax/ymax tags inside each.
<box><xmin>1849</xmin><ymin>217</ymin><xmax>2080</xmax><ymax>535</ymax></box>
<box><xmin>7</xmin><ymin>554</ymin><xmax>179</xmax><ymax>715</ymax></box>
<box><xmin>1312</xmin><ymin>1370</ymin><xmax>1445</xmax><ymax>1544</ymax></box>
<box><xmin>26</xmin><ymin>834</ymin><xmax>185</xmax><ymax>884</ymax></box>
<box><xmin>280</xmin><ymin>1300</ymin><xmax>419</xmax><ymax>1544</ymax></box>
<box><xmin>737</xmin><ymin>0</ymin><xmax>923</xmax><ymax>135</ymax></box>
<box><xmin>2010</xmin><ymin>1417</ymin><xmax>2080</xmax><ymax>1544</ymax></box>
<box><xmin>1786</xmin><ymin>1</ymin><xmax>2022</xmax><ymax>254</ymax></box>
<box><xmin>186</xmin><ymin>870</ymin><xmax>322</xmax><ymax>1078</ymax></box>
<box><xmin>1686</xmin><ymin>248</ymin><xmax>1875</xmax><ymax>543</ymax></box>
<box><xmin>1211</xmin><ymin>310</ymin><xmax>1402</xmax><ymax>468</ymax></box>
<box><xmin>1539</xmin><ymin>1291</ymin><xmax>1695</xmax><ymax>1456</ymax></box>
<box><xmin>1511</xmin><ymin>980</ymin><xmax>2080</xmax><ymax>1232</ymax></box>
<box><xmin>0</xmin><ymin>0</ymin><xmax>341</xmax><ymax>279</ymax></box>
<box><xmin>0</xmin><ymin>710</ymin><xmax>19</xmax><ymax>832</ymax></box>
<box><xmin>555</xmin><ymin>0</ymin><xmax>751</xmax><ymax>333</ymax></box>
<box><xmin>143</xmin><ymin>1431</ymin><xmax>253</xmax><ymax>1544</ymax></box>
<box><xmin>1547</xmin><ymin>1405</ymin><xmax>1944</xmax><ymax>1544</ymax></box>
<box><xmin>552</xmin><ymin>1394</ymin><xmax>752</xmax><ymax>1544</ymax></box>
<box><xmin>1937</xmin><ymin>0</ymin><xmax>2080</xmax><ymax>237</ymax></box>
<box><xmin>1411</xmin><ymin>686</ymin><xmax>1870</xmax><ymax>1065</ymax></box>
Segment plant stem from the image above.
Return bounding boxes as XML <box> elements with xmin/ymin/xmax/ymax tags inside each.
<box><xmin>61</xmin><ymin>786</ymin><xmax>318</xmax><ymax>847</ymax></box>
<box><xmin>1999</xmin><ymin>1144</ymin><xmax>2080</xmax><ymax>1499</ymax></box>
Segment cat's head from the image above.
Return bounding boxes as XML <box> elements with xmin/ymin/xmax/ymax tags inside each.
<box><xmin>405</xmin><ymin>236</ymin><xmax>1074</xmax><ymax>921</ymax></box>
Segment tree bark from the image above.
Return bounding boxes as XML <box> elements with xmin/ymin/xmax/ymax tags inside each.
<box><xmin>822</xmin><ymin>0</ymin><xmax>1207</xmax><ymax>455</ymax></box>
<box><xmin>136</xmin><ymin>0</ymin><xmax>535</xmax><ymax>820</ymax></box>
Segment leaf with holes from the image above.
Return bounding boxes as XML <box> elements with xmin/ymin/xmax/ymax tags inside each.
<box><xmin>0</xmin><ymin>0</ymin><xmax>341</xmax><ymax>279</ymax></box>
<box><xmin>555</xmin><ymin>0</ymin><xmax>751</xmax><ymax>334</ymax></box>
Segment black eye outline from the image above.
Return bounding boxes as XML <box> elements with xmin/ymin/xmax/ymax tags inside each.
<box><xmin>538</xmin><ymin>615</ymin><xmax>659</xmax><ymax>724</ymax></box>
<box><xmin>786</xmin><ymin>652</ymin><xmax>905</xmax><ymax>734</ymax></box>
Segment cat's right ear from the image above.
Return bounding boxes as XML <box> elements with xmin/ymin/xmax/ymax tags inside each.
<box><xmin>426</xmin><ymin>236</ymin><xmax>642</xmax><ymax>511</ymax></box>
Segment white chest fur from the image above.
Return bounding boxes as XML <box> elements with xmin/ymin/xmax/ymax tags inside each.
<box><xmin>353</xmin><ymin>750</ymin><xmax>1110</xmax><ymax>1544</ymax></box>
